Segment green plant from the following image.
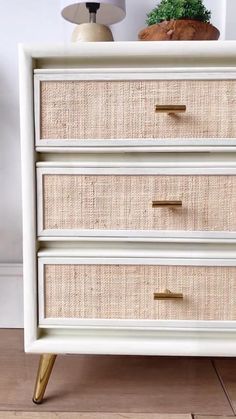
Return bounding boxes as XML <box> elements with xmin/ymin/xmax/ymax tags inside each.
<box><xmin>146</xmin><ymin>0</ymin><xmax>211</xmax><ymax>26</ymax></box>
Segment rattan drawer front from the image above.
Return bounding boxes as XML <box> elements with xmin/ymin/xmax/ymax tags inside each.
<box><xmin>39</xmin><ymin>79</ymin><xmax>236</xmax><ymax>141</ymax></box>
<box><xmin>44</xmin><ymin>264</ymin><xmax>236</xmax><ymax>321</ymax></box>
<box><xmin>41</xmin><ymin>174</ymin><xmax>236</xmax><ymax>233</ymax></box>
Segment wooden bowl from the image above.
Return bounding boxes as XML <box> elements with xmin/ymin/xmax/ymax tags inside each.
<box><xmin>138</xmin><ymin>19</ymin><xmax>220</xmax><ymax>41</ymax></box>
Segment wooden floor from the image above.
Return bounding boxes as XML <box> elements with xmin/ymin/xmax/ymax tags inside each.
<box><xmin>1</xmin><ymin>330</ymin><xmax>236</xmax><ymax>418</ymax></box>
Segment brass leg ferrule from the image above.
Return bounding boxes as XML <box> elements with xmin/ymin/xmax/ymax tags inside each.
<box><xmin>32</xmin><ymin>354</ymin><xmax>57</xmax><ymax>404</ymax></box>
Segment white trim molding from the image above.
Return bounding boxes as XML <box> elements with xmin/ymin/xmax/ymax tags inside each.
<box><xmin>0</xmin><ymin>263</ymin><xmax>23</xmax><ymax>328</ymax></box>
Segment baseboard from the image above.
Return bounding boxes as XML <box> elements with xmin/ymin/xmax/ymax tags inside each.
<box><xmin>0</xmin><ymin>263</ymin><xmax>23</xmax><ymax>328</ymax></box>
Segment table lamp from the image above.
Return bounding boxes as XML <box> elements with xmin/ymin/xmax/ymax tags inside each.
<box><xmin>61</xmin><ymin>0</ymin><xmax>126</xmax><ymax>42</ymax></box>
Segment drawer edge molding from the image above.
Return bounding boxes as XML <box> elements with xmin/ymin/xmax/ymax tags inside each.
<box><xmin>35</xmin><ymin>141</ymin><xmax>236</xmax><ymax>151</ymax></box>
<box><xmin>35</xmin><ymin>74</ymin><xmax>236</xmax><ymax>144</ymax></box>
<box><xmin>38</xmin><ymin>257</ymin><xmax>236</xmax><ymax>328</ymax></box>
<box><xmin>37</xmin><ymin>167</ymin><xmax>236</xmax><ymax>236</ymax></box>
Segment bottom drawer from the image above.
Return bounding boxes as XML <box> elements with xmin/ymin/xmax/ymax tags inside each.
<box><xmin>39</xmin><ymin>260</ymin><xmax>236</xmax><ymax>323</ymax></box>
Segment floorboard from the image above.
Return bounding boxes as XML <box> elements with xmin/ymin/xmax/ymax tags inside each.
<box><xmin>0</xmin><ymin>414</ymin><xmax>193</xmax><ymax>419</ymax></box>
<box><xmin>195</xmin><ymin>416</ymin><xmax>235</xmax><ymax>419</ymax></box>
<box><xmin>213</xmin><ymin>359</ymin><xmax>236</xmax><ymax>415</ymax></box>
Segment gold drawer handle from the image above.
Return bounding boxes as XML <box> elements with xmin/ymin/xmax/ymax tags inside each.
<box><xmin>152</xmin><ymin>200</ymin><xmax>182</xmax><ymax>208</ymax></box>
<box><xmin>154</xmin><ymin>289</ymin><xmax>184</xmax><ymax>300</ymax></box>
<box><xmin>155</xmin><ymin>105</ymin><xmax>186</xmax><ymax>115</ymax></box>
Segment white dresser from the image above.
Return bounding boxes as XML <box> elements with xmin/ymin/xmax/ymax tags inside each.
<box><xmin>19</xmin><ymin>41</ymin><xmax>236</xmax><ymax>403</ymax></box>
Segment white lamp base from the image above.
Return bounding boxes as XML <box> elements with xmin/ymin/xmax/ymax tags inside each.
<box><xmin>72</xmin><ymin>23</ymin><xmax>114</xmax><ymax>42</ymax></box>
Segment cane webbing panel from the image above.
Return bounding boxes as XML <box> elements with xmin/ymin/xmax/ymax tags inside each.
<box><xmin>44</xmin><ymin>264</ymin><xmax>236</xmax><ymax>320</ymax></box>
<box><xmin>42</xmin><ymin>175</ymin><xmax>236</xmax><ymax>232</ymax></box>
<box><xmin>40</xmin><ymin>79</ymin><xmax>236</xmax><ymax>140</ymax></box>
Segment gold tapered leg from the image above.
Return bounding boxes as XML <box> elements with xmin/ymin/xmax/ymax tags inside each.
<box><xmin>33</xmin><ymin>354</ymin><xmax>57</xmax><ymax>404</ymax></box>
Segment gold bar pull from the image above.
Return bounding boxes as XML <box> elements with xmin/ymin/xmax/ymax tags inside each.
<box><xmin>154</xmin><ymin>289</ymin><xmax>183</xmax><ymax>300</ymax></box>
<box><xmin>152</xmin><ymin>200</ymin><xmax>182</xmax><ymax>208</ymax></box>
<box><xmin>155</xmin><ymin>105</ymin><xmax>186</xmax><ymax>115</ymax></box>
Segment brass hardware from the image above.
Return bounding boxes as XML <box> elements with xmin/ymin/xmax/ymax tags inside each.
<box><xmin>154</xmin><ymin>289</ymin><xmax>183</xmax><ymax>300</ymax></box>
<box><xmin>33</xmin><ymin>354</ymin><xmax>57</xmax><ymax>404</ymax></box>
<box><xmin>152</xmin><ymin>200</ymin><xmax>182</xmax><ymax>208</ymax></box>
<box><xmin>155</xmin><ymin>105</ymin><xmax>186</xmax><ymax>115</ymax></box>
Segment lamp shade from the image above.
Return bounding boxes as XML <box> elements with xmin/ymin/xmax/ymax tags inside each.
<box><xmin>61</xmin><ymin>0</ymin><xmax>126</xmax><ymax>25</ymax></box>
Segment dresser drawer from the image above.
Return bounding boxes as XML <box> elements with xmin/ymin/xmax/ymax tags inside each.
<box><xmin>36</xmin><ymin>78</ymin><xmax>236</xmax><ymax>144</ymax></box>
<box><xmin>37</xmin><ymin>168</ymin><xmax>236</xmax><ymax>236</ymax></box>
<box><xmin>39</xmin><ymin>261</ymin><xmax>236</xmax><ymax>323</ymax></box>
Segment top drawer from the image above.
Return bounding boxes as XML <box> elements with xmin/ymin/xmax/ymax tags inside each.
<box><xmin>35</xmin><ymin>77</ymin><xmax>236</xmax><ymax>145</ymax></box>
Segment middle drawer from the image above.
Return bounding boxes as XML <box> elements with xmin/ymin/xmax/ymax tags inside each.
<box><xmin>37</xmin><ymin>166</ymin><xmax>236</xmax><ymax>237</ymax></box>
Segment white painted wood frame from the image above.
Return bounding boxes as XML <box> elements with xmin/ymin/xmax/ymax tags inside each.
<box><xmin>37</xmin><ymin>165</ymin><xmax>236</xmax><ymax>239</ymax></box>
<box><xmin>19</xmin><ymin>41</ymin><xmax>236</xmax><ymax>356</ymax></box>
<box><xmin>38</xmin><ymin>255</ymin><xmax>236</xmax><ymax>329</ymax></box>
<box><xmin>34</xmin><ymin>70</ymin><xmax>236</xmax><ymax>149</ymax></box>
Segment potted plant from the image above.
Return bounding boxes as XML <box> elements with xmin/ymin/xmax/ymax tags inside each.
<box><xmin>139</xmin><ymin>0</ymin><xmax>220</xmax><ymax>41</ymax></box>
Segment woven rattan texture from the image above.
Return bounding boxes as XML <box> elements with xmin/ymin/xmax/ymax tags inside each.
<box><xmin>43</xmin><ymin>174</ymin><xmax>236</xmax><ymax>231</ymax></box>
<box><xmin>40</xmin><ymin>79</ymin><xmax>236</xmax><ymax>140</ymax></box>
<box><xmin>44</xmin><ymin>264</ymin><xmax>236</xmax><ymax>320</ymax></box>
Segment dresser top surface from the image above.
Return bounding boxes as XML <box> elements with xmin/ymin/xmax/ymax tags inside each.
<box><xmin>19</xmin><ymin>41</ymin><xmax>236</xmax><ymax>70</ymax></box>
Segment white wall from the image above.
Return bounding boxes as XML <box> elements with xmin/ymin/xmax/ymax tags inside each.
<box><xmin>225</xmin><ymin>0</ymin><xmax>236</xmax><ymax>40</ymax></box>
<box><xmin>0</xmin><ymin>0</ymin><xmax>233</xmax><ymax>326</ymax></box>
